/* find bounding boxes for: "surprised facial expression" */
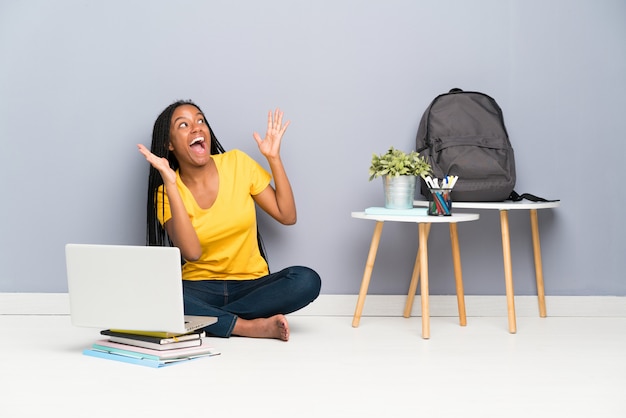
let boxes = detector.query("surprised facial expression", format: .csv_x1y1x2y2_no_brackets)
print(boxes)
168,104,212,167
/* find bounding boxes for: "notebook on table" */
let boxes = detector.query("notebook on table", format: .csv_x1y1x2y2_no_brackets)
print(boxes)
65,243,216,335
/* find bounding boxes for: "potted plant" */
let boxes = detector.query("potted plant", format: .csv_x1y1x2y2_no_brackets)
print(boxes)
369,147,432,209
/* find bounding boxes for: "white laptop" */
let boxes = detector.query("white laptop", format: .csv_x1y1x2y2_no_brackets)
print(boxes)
65,243,217,334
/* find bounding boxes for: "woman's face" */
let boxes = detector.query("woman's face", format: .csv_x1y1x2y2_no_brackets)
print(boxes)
168,104,212,167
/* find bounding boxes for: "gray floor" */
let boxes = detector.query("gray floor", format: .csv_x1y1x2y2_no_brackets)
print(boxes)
2,314,625,417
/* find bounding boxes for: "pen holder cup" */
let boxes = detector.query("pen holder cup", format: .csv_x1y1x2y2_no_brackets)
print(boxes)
428,188,452,216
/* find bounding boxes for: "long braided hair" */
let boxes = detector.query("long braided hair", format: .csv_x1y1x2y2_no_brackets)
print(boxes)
145,100,268,264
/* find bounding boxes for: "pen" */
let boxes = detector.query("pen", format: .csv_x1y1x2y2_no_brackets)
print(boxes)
435,192,450,214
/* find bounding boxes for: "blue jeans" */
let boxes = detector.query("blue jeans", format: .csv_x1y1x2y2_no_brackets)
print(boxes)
182,266,321,337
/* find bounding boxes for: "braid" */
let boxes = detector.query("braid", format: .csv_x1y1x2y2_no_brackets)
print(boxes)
144,100,268,266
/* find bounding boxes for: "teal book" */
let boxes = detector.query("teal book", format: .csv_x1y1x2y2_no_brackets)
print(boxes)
82,348,201,368
364,207,427,216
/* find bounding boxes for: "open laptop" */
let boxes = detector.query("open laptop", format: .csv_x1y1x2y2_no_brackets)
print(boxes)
65,243,216,334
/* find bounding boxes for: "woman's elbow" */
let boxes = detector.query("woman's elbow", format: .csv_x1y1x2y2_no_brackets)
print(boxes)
184,252,202,262
279,213,297,225
180,245,202,262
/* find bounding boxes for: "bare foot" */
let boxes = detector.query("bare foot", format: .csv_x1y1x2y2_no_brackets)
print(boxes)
231,314,290,341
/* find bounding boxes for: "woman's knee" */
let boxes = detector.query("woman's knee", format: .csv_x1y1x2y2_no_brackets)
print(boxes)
289,266,321,299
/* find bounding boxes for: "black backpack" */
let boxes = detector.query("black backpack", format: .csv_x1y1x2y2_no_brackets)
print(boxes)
416,88,517,202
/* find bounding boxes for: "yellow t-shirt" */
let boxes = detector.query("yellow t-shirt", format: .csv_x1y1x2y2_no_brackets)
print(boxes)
156,149,271,281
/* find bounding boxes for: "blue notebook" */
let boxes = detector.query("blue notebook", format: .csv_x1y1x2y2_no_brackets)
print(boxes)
83,348,202,368
364,207,427,216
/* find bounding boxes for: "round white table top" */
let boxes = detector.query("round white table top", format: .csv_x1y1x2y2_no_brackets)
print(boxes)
413,199,560,210
351,211,479,223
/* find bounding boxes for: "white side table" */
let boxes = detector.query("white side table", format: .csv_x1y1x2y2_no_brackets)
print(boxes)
413,199,560,333
351,211,479,339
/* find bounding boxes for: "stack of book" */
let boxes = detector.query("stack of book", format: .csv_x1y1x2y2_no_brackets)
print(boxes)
83,329,220,368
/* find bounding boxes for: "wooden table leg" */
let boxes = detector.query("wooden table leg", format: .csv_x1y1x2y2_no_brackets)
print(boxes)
499,210,517,333
449,223,467,326
352,221,384,327
530,209,547,318
404,223,431,318
419,223,430,339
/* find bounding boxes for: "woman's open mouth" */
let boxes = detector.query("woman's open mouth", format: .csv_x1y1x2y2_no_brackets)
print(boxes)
190,136,206,154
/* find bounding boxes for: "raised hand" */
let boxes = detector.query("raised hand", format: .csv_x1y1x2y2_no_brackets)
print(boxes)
253,108,290,159
137,144,177,185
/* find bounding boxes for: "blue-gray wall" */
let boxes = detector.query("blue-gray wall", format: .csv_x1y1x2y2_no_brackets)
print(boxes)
1,0,625,296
